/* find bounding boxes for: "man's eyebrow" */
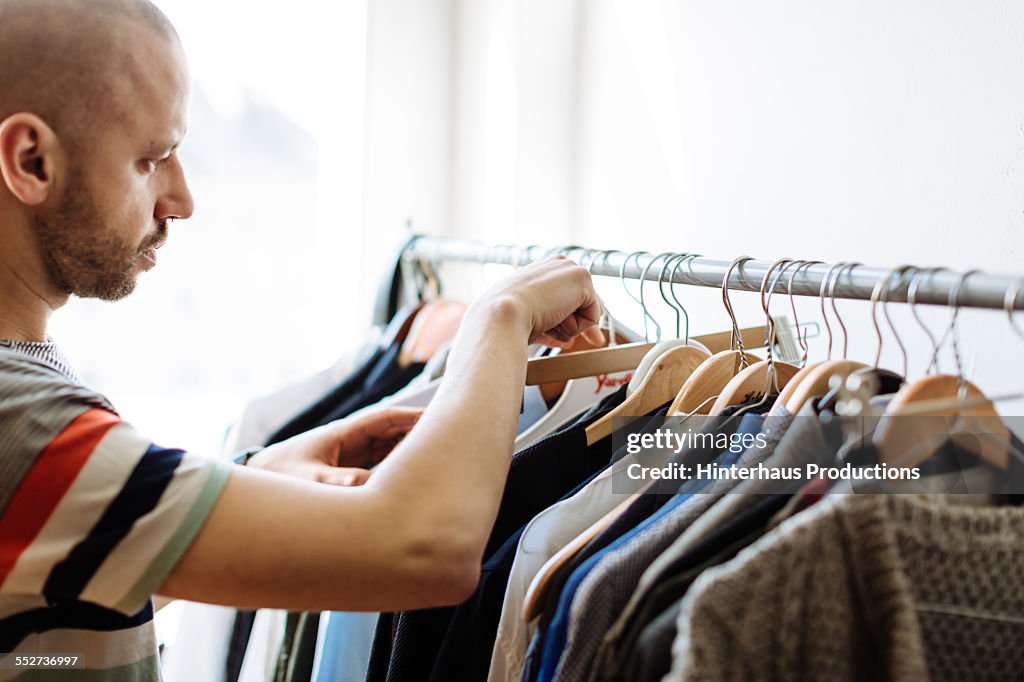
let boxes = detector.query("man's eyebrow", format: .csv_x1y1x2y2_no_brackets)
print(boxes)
144,140,182,156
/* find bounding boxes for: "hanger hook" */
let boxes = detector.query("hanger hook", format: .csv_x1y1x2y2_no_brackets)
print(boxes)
619,251,651,339
585,248,611,273
586,250,616,343
869,265,911,370
785,260,823,367
768,259,806,339
759,258,794,391
1006,279,1024,342
760,258,794,322
556,245,587,262
721,255,755,367
577,247,595,270
759,258,794,362
638,253,673,342
907,266,947,374
880,266,914,379
828,262,861,360
819,262,849,360
880,266,913,376
659,253,684,337
945,269,980,387
670,254,701,344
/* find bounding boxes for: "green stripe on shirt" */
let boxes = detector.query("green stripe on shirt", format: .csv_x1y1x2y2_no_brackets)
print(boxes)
115,458,233,614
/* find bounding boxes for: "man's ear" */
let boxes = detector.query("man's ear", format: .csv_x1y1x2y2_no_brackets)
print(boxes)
0,113,62,206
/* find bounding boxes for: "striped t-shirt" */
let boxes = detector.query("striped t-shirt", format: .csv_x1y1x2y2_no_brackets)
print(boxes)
0,344,232,680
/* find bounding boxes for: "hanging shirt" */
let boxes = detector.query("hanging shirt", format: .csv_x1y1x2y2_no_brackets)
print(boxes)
0,347,231,681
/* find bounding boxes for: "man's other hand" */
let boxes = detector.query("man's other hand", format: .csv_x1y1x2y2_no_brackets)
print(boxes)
246,407,423,486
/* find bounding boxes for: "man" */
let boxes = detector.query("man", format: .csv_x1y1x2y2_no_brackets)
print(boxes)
0,0,604,678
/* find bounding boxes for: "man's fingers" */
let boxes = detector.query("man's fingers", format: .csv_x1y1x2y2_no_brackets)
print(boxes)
581,325,606,345
536,335,575,350
318,467,372,487
363,407,424,431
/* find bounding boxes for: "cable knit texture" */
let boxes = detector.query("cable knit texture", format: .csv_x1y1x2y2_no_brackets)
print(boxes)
667,494,1024,682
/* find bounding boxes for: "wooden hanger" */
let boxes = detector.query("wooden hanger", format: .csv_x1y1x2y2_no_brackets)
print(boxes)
515,326,642,451
584,345,710,445
871,267,1013,469
623,253,713,395
783,359,869,414
668,350,762,416
398,299,467,367
874,375,1010,470
774,360,824,407
709,359,801,415
671,260,794,417
627,339,710,396
520,492,639,622
524,325,767,386
777,261,867,413
379,302,424,349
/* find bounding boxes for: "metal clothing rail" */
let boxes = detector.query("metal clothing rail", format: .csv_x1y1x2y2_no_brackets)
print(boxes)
404,235,1024,313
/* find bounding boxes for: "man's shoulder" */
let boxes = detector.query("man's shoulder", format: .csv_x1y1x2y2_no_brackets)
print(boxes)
0,346,110,408
0,348,118,515
0,346,117,440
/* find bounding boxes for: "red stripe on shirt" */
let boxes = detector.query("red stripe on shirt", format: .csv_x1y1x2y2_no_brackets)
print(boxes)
0,408,120,587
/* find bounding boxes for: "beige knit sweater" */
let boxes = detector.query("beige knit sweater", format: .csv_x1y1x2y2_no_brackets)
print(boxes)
667,494,1024,682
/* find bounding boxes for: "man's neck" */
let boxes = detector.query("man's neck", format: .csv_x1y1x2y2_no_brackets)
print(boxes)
0,258,64,342
0,315,49,342
0,213,69,341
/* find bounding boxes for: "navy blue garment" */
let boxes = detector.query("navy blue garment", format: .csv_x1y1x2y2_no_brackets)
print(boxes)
269,340,425,443
365,386,629,682
426,470,604,682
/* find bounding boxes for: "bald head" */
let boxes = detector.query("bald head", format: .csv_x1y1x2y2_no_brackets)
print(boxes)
0,0,180,150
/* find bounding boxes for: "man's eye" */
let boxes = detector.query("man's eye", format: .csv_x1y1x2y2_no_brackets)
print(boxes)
142,157,169,172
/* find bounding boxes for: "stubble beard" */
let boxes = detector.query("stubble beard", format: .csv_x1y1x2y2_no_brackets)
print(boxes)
34,167,166,302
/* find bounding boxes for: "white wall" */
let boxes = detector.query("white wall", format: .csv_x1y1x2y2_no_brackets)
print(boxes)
365,0,1024,411
357,0,456,324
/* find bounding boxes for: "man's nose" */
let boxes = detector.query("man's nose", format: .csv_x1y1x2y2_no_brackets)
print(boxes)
156,152,194,221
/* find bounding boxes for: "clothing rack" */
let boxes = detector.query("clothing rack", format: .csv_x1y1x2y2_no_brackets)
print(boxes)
404,235,1024,313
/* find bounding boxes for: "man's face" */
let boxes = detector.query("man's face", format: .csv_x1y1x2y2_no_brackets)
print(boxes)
35,29,193,302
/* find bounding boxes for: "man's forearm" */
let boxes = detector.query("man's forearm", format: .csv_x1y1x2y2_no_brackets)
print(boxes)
364,298,530,560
